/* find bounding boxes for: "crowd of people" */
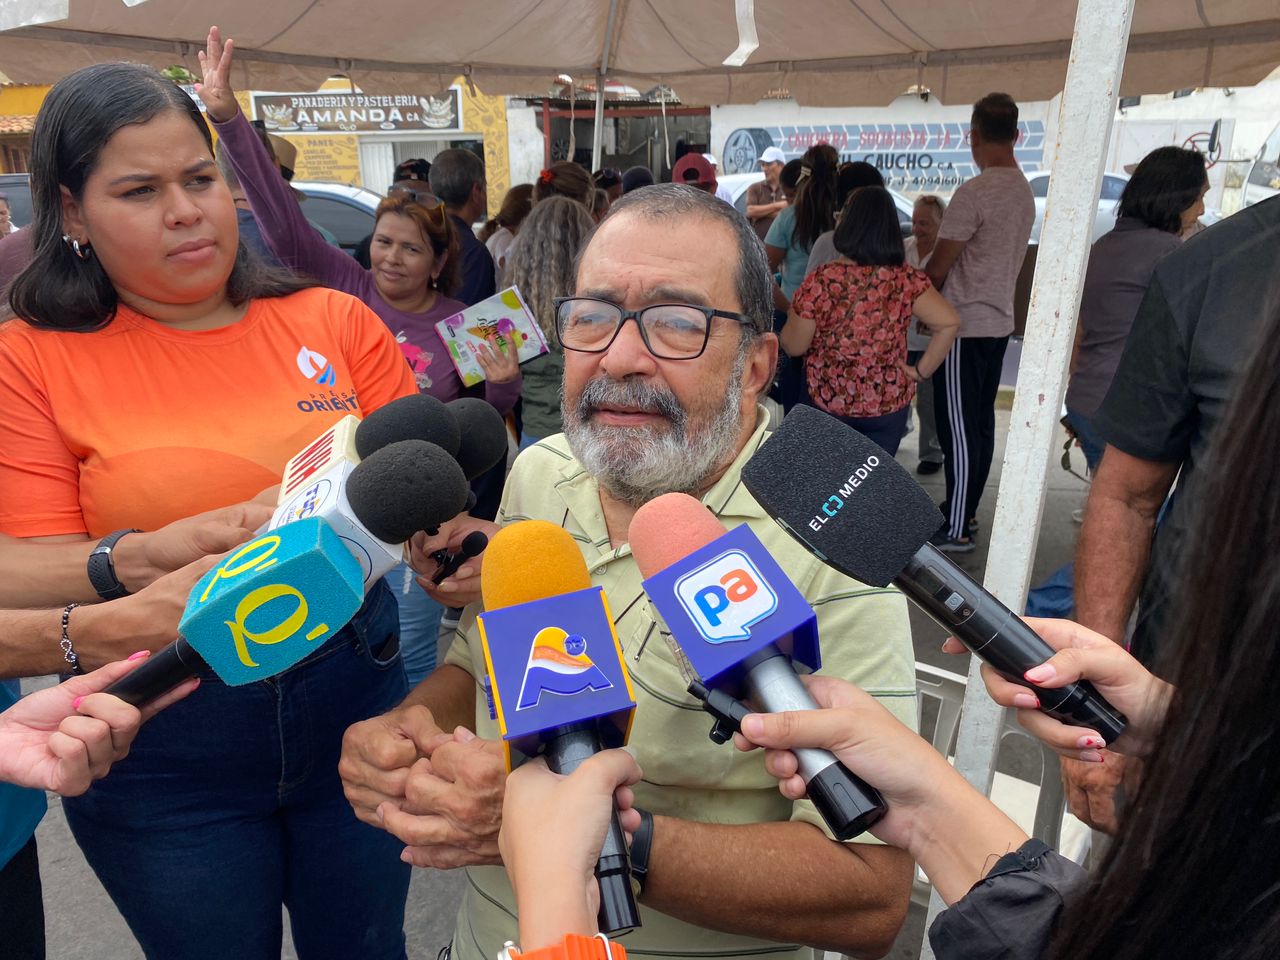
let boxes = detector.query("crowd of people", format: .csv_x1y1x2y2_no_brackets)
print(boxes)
0,22,1276,960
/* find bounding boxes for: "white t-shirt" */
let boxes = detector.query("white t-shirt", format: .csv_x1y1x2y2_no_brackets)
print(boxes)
904,235,934,352
937,166,1034,338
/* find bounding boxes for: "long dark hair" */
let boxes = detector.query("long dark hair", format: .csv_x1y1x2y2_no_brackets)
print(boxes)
832,187,905,266
1118,146,1208,234
10,62,306,332
791,144,839,252
1047,308,1280,959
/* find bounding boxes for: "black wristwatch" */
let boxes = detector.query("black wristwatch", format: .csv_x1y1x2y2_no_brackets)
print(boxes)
87,528,141,601
629,808,654,897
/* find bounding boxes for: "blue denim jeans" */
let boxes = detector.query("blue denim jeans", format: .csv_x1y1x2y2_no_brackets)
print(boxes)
1064,406,1106,472
385,560,443,688
64,581,411,960
835,405,912,457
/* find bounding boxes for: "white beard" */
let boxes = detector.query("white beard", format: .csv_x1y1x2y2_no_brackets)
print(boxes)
563,350,748,507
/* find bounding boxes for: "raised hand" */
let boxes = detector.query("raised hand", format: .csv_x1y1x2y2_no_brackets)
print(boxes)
195,25,239,123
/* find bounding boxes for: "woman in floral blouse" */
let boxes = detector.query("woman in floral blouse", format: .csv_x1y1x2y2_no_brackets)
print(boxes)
781,187,960,454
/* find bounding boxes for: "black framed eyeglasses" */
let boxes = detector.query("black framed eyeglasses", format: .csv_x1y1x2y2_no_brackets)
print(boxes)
553,297,753,360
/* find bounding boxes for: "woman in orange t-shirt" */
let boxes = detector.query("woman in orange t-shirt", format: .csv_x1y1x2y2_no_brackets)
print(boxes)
781,187,960,456
0,61,417,959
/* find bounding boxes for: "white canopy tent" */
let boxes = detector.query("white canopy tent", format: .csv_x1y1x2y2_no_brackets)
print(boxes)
0,0,1276,107
1,2,1277,954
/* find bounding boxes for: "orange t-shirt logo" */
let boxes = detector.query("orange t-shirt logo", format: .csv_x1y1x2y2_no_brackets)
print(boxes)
296,346,337,386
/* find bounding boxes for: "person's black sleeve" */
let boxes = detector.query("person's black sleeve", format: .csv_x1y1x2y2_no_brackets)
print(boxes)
354,233,372,269
928,840,1089,960
1093,271,1197,464
456,239,497,307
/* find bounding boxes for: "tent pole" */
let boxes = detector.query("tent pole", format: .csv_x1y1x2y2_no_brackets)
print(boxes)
918,0,1135,952
592,75,606,170
592,0,620,171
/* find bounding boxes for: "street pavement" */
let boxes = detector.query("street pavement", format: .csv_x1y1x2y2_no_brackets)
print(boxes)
27,393,1091,960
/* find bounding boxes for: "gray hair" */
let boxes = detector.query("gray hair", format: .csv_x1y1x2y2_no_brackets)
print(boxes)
914,194,946,219
576,183,773,338
429,148,486,207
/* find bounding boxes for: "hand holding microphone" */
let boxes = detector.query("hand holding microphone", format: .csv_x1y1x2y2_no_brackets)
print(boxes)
630,494,885,840
732,673,1030,906
430,530,489,586
742,405,1128,746
476,520,640,934
106,440,469,707
500,750,644,950
0,656,200,796
950,618,1171,760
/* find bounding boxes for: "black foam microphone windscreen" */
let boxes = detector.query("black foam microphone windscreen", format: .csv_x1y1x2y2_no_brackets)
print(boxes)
742,405,942,586
447,397,509,480
354,394,462,460
743,404,1127,744
458,530,489,559
346,440,469,543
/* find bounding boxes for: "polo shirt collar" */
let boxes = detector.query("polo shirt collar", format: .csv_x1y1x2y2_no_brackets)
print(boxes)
551,404,772,573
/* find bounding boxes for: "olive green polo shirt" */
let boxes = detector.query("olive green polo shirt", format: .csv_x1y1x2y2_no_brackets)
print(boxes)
443,408,917,960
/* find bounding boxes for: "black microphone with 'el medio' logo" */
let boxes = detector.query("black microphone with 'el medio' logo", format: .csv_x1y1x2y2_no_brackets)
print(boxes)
742,405,1127,744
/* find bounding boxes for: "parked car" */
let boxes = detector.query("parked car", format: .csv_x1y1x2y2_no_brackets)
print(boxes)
718,172,916,236
292,180,383,255
1025,169,1129,244
0,173,380,257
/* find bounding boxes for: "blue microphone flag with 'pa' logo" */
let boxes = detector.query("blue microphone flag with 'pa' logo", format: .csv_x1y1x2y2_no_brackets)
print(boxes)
642,523,820,687
181,517,364,686
479,586,635,770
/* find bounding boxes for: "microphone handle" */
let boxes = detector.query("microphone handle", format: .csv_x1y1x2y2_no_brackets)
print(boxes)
103,637,207,708
742,646,886,840
543,724,641,935
900,543,1127,744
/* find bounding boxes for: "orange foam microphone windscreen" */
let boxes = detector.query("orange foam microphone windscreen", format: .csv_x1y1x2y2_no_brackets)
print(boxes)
480,520,592,610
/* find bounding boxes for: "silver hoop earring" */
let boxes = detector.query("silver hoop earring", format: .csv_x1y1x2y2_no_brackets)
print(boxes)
61,234,90,260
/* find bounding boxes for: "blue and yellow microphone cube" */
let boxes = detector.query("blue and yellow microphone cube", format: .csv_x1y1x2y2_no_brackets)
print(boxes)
478,586,636,770
180,517,364,686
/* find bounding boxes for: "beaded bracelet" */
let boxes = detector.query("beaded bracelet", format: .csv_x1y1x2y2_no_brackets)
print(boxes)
60,602,85,675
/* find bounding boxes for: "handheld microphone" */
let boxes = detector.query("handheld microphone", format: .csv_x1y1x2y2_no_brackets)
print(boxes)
476,521,639,935
277,415,362,504
446,397,509,480
270,439,469,589
430,530,489,585
104,517,364,705
630,494,886,840
741,404,1127,744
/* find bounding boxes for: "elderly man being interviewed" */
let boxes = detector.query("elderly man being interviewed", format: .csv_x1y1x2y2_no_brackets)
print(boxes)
338,184,918,960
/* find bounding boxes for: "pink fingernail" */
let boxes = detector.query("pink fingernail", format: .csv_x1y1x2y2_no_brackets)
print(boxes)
1024,663,1056,683
1012,693,1040,709
128,650,151,661
72,695,86,710
1079,749,1104,763
1076,735,1105,750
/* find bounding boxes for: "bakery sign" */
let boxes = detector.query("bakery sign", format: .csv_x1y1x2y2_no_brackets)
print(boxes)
252,88,462,134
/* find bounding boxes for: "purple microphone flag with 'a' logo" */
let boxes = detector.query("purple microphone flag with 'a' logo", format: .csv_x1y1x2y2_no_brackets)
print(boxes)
478,586,636,769
641,523,820,687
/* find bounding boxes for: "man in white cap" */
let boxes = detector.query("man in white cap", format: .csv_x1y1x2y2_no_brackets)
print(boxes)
746,146,789,242
701,153,737,206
